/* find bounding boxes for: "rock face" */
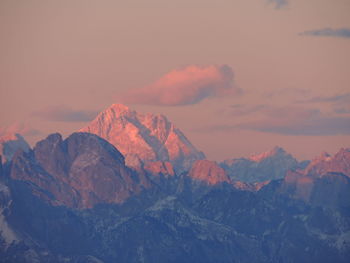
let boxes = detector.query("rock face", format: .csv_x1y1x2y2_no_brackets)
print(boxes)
0,133,30,164
0,181,19,249
188,160,231,185
221,146,303,183
80,104,205,172
10,132,152,208
143,161,175,178
280,148,350,207
302,148,350,177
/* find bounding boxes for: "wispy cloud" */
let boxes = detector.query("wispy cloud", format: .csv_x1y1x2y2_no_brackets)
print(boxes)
297,93,350,115
228,104,319,119
299,28,350,39
206,116,350,136
235,116,350,136
265,88,311,99
267,0,289,9
120,65,240,106
229,104,266,116
299,93,350,103
203,105,350,136
33,105,98,122
334,107,350,114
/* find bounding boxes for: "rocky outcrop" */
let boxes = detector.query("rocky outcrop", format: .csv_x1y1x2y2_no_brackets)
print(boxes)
143,161,175,178
302,148,350,177
10,132,152,208
279,148,350,208
0,133,30,164
80,104,205,172
188,160,231,185
0,181,19,249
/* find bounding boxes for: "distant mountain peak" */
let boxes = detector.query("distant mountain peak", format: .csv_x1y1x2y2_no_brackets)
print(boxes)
303,147,350,177
335,147,350,158
80,104,205,172
95,103,136,124
221,147,299,183
108,103,135,116
249,146,286,162
110,103,130,111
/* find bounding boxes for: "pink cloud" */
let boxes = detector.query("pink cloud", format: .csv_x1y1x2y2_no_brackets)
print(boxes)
229,104,320,122
120,65,239,106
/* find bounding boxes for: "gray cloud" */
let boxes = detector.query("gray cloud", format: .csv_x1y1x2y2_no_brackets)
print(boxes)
202,105,350,136
297,93,350,115
236,116,350,136
34,105,98,122
302,93,350,103
229,104,267,116
334,107,350,114
265,88,311,99
299,28,350,38
120,65,240,106
267,0,289,9
228,104,320,119
205,116,350,136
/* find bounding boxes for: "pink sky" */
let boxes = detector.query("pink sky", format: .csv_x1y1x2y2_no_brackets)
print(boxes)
1,0,350,161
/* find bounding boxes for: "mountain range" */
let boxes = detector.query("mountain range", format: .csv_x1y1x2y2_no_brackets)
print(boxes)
0,104,349,263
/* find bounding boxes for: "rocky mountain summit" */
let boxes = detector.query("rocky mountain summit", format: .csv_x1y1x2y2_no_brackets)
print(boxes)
9,132,152,208
279,148,350,207
221,146,306,183
188,160,231,185
80,104,205,172
301,148,350,178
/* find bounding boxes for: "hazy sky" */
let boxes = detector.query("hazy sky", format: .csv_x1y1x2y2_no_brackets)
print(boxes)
1,0,350,161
